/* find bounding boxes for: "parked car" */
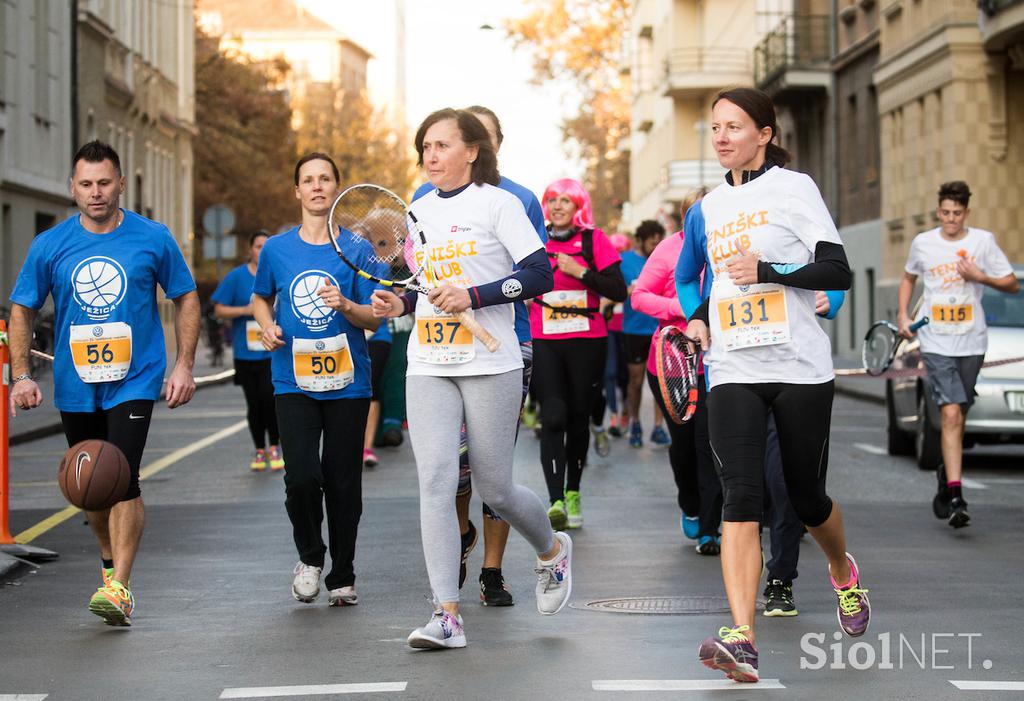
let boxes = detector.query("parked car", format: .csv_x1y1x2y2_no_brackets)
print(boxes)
887,267,1024,469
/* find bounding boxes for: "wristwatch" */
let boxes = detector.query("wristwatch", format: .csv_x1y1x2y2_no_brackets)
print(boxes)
11,374,33,385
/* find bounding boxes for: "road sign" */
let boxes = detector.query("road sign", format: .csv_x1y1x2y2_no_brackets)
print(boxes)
201,204,237,277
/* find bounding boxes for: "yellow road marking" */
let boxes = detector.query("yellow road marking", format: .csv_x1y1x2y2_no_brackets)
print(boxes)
14,420,247,543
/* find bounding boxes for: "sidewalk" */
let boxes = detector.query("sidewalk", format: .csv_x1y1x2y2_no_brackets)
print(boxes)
9,339,234,445
832,353,885,405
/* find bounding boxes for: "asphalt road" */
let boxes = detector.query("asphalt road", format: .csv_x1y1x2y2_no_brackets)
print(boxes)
1,384,1023,700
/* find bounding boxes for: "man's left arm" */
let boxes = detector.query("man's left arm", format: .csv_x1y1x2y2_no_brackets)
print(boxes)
166,291,200,408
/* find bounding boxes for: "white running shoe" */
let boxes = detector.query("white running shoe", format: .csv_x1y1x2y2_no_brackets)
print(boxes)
535,531,573,615
407,609,466,649
328,586,358,606
291,562,322,603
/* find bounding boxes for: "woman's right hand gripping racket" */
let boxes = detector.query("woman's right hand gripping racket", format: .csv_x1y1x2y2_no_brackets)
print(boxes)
862,317,929,376
327,183,499,352
655,325,700,424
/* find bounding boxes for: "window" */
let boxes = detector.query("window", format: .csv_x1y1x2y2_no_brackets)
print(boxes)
866,267,876,324
35,211,56,235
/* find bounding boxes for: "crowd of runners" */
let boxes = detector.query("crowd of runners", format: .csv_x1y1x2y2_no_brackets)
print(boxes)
5,86,1019,683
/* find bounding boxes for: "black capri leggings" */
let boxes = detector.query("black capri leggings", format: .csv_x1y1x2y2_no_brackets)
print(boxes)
707,381,834,527
533,336,607,503
235,359,279,449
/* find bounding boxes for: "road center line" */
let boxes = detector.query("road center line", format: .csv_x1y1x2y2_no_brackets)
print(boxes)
219,683,407,698
950,681,1024,691
14,420,247,544
592,679,785,691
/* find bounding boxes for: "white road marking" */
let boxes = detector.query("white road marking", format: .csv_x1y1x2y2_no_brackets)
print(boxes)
960,477,988,490
0,695,49,700
592,679,785,691
220,683,406,698
157,410,247,420
854,443,888,455
950,681,1024,691
975,478,1024,485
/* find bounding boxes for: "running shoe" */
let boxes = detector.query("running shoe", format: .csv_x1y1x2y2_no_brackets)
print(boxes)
650,425,671,446
608,414,623,437
479,568,514,606
268,445,285,471
362,448,379,469
101,566,114,587
696,535,720,556
88,580,135,626
763,579,798,617
591,424,611,457
407,608,466,649
250,448,267,471
698,625,759,683
459,520,478,589
379,425,403,447
292,562,322,603
547,500,568,530
933,463,950,519
628,420,643,448
948,496,970,529
830,553,870,637
681,514,700,540
328,586,358,606
535,531,572,615
521,401,539,430
565,490,583,529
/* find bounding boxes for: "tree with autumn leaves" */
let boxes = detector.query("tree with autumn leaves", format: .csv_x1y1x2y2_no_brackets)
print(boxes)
506,0,630,232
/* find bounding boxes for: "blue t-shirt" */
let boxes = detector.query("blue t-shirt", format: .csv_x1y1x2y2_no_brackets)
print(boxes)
10,209,196,411
211,264,269,362
252,227,378,399
413,176,546,343
620,249,659,336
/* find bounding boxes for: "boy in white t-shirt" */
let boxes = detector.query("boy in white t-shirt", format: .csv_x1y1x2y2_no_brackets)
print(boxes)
898,181,1020,528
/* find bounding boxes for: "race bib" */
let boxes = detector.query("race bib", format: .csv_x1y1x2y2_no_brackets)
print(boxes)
542,290,590,335
417,313,476,365
931,293,974,335
292,334,354,392
69,322,132,383
245,320,264,352
716,286,791,351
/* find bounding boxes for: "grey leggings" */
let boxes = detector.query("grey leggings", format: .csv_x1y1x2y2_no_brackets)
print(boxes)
408,370,555,603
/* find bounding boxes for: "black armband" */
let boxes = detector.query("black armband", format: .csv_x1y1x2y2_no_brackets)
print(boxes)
468,249,553,309
757,241,852,291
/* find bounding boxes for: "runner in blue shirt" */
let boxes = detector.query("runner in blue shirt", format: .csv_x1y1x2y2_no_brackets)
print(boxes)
251,152,380,607
212,230,283,472
8,141,199,626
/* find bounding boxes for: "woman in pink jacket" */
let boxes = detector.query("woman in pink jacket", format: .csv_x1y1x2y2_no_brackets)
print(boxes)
631,229,723,554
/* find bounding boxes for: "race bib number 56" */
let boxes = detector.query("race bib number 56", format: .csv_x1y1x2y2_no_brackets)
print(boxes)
69,322,132,383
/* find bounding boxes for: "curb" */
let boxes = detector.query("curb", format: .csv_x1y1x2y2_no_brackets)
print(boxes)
0,552,31,581
834,381,885,406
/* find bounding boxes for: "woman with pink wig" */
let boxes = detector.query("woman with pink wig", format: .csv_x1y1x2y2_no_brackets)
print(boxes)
530,178,627,530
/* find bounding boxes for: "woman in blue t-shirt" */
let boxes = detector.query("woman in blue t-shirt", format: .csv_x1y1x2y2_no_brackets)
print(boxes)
212,230,283,472
252,153,380,608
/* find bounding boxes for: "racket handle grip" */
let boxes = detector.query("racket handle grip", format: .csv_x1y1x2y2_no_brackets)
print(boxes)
910,316,929,331
457,311,501,353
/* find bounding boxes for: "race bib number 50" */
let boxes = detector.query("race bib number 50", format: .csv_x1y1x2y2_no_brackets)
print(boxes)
69,322,132,383
716,287,791,351
292,334,354,392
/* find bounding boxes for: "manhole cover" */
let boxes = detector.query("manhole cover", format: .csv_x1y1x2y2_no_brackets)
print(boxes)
572,596,764,615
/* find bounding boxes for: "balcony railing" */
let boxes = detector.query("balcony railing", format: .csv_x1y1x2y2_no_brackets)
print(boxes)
662,47,750,97
754,15,830,88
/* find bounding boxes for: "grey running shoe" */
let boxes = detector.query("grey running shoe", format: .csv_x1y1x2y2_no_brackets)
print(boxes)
291,562,322,603
328,586,358,606
535,531,573,615
591,424,611,457
407,609,466,649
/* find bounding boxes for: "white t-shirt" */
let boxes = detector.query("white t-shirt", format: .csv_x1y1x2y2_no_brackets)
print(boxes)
904,227,1014,357
702,166,842,388
406,183,543,377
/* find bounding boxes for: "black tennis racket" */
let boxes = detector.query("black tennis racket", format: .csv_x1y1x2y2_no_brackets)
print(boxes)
327,183,499,352
862,317,929,376
655,325,700,424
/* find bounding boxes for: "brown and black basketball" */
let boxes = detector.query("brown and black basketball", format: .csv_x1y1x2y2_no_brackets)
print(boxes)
58,440,130,511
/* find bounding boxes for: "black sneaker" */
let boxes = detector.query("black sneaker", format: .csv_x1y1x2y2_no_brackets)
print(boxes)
763,579,798,617
933,464,951,519
479,567,514,606
459,521,478,589
948,497,970,529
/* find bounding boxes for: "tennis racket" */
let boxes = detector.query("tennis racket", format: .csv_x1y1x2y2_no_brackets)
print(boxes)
862,317,929,376
655,325,700,424
327,183,499,352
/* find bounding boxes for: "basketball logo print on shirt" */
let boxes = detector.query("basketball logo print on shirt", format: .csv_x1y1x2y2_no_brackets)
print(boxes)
289,270,338,332
71,256,128,320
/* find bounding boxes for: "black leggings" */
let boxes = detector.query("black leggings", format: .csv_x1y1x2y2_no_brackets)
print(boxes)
276,393,369,590
235,359,279,448
61,399,154,502
533,337,607,503
707,381,834,526
647,372,722,538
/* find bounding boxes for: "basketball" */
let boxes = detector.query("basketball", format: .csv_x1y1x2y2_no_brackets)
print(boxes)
58,440,130,510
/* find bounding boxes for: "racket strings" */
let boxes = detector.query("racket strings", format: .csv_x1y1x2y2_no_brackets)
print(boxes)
863,327,896,373
657,332,699,424
330,187,413,272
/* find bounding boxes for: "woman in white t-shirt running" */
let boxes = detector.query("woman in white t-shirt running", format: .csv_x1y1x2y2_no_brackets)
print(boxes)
371,108,572,650
683,88,864,684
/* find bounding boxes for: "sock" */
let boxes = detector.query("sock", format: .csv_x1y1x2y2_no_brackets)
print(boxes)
102,558,114,570
949,483,962,500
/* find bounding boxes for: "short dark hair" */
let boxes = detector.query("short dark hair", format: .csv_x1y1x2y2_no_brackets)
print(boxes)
414,108,500,187
294,152,340,185
938,181,971,208
71,140,122,178
713,87,792,166
465,105,504,146
249,229,270,246
635,219,666,242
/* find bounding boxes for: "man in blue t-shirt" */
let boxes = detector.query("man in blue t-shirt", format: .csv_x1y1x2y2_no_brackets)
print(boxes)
8,141,199,627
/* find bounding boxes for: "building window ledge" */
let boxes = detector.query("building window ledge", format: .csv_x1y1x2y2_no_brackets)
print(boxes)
858,0,876,10
839,5,858,24
882,1,903,20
